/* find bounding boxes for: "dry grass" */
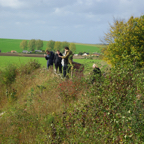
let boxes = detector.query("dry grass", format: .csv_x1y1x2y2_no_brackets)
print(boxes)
0,67,89,143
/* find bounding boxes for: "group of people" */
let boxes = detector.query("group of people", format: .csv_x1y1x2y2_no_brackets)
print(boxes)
44,47,73,77
44,46,102,83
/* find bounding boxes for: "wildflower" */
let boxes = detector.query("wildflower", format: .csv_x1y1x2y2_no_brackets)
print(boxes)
128,110,130,113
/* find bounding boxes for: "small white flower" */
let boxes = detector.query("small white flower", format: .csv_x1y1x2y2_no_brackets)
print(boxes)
0,112,5,117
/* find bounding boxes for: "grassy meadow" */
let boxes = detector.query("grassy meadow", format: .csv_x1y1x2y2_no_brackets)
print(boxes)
75,43,105,53
0,38,47,53
0,38,104,53
0,56,107,73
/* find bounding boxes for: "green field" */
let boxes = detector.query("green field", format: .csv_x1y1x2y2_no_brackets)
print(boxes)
0,38,104,53
0,56,107,71
0,56,46,69
0,38,47,53
75,44,102,53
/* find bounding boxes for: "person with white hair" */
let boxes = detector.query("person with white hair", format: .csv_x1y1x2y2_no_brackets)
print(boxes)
90,64,101,84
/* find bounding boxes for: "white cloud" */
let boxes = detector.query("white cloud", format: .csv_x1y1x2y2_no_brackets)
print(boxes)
0,0,24,8
0,0,144,43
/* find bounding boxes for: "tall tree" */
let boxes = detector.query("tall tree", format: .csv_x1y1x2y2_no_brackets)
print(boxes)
102,15,144,67
47,40,55,51
20,40,27,50
69,43,76,53
45,47,52,52
61,41,70,49
54,41,62,51
36,39,43,50
28,39,36,51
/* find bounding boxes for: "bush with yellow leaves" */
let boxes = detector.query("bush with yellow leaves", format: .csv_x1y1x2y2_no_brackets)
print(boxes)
102,15,144,67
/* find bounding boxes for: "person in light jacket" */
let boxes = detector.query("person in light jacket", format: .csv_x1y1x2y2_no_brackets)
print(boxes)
59,47,73,77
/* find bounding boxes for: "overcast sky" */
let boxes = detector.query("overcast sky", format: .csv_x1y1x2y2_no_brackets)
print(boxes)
0,0,144,44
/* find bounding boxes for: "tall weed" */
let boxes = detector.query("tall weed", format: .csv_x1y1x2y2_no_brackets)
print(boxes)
0,64,17,85
18,59,41,75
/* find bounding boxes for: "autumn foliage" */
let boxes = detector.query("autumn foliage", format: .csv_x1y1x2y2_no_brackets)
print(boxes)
102,15,144,67
58,79,84,101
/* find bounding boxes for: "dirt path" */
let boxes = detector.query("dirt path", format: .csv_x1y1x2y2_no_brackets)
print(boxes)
0,53,84,59
0,53,44,57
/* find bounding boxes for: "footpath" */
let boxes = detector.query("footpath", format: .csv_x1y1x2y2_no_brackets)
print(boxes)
0,53,44,57
0,53,83,59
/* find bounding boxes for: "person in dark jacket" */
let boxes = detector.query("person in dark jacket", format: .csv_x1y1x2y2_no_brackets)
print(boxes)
54,50,63,73
44,50,55,69
90,64,101,84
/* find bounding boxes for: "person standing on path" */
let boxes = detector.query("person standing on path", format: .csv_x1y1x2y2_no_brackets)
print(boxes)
59,47,73,77
54,50,63,73
44,50,55,69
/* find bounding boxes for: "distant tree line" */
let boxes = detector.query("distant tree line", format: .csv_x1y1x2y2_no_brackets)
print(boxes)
20,39,43,51
20,39,76,53
46,40,76,53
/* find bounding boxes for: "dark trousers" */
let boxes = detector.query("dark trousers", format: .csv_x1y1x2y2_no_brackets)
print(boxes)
63,64,68,77
63,64,71,77
55,63,62,73
47,63,53,69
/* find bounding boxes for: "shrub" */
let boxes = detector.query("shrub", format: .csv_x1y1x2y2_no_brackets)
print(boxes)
19,59,41,75
1,64,17,85
58,78,84,101
78,52,83,55
52,63,144,143
102,15,144,68
0,60,41,85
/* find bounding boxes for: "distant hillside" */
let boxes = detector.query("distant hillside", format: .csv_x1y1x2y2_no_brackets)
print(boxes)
0,38,104,53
